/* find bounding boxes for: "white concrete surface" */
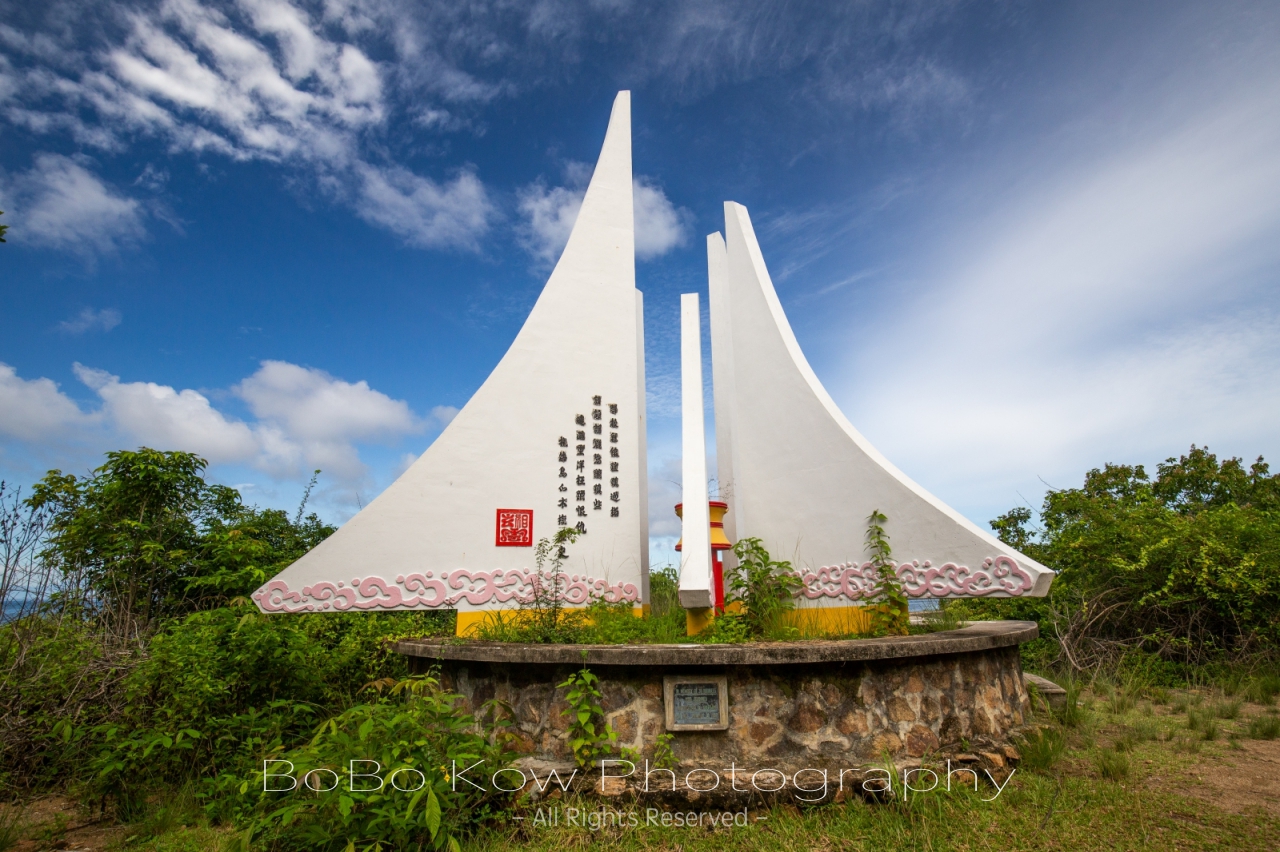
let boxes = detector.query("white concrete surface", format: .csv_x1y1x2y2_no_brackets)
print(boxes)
709,202,1054,603
254,92,649,613
678,293,714,609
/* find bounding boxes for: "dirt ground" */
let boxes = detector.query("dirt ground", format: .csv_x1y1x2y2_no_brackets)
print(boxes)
2,796,123,852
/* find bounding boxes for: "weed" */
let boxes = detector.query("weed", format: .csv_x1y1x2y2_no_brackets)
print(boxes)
559,665,617,768
1244,675,1280,705
1247,715,1280,740
1015,726,1067,772
651,733,678,771
1211,700,1242,720
1095,748,1129,781
0,804,27,852
1171,696,1190,714
1145,687,1171,704
1113,732,1136,753
864,511,908,636
1054,679,1089,729
1130,719,1160,742
1216,672,1246,697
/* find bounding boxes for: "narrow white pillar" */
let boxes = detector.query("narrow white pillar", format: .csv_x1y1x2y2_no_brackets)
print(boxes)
678,293,714,610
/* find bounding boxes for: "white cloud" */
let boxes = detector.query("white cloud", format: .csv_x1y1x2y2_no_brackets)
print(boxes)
235,360,421,444
516,179,585,264
0,364,96,442
353,163,493,251
0,360,443,494
1,0,494,252
58,307,122,334
833,80,1280,521
633,176,690,259
1,154,145,254
75,363,261,464
518,169,689,264
430,405,459,427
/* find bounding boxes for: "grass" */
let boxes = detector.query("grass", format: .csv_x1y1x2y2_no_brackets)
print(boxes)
1095,747,1130,780
1015,725,1066,771
7,678,1280,852
1248,714,1280,739
464,770,1277,852
0,804,26,852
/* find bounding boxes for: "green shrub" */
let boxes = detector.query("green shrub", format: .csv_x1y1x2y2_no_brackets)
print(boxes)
558,666,616,769
233,675,516,852
951,447,1280,669
726,537,803,640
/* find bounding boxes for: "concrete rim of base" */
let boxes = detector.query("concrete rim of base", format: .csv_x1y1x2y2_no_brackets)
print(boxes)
395,619,1037,666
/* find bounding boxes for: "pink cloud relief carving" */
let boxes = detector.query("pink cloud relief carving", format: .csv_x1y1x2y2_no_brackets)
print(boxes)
799,555,1035,600
253,570,640,613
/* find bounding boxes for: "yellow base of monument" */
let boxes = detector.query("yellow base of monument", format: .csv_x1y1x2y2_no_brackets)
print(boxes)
455,606,645,637
684,603,879,637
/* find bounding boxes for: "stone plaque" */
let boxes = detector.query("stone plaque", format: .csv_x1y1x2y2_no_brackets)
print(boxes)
663,675,729,731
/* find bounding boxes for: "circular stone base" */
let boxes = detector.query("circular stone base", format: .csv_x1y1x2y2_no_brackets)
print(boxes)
396,621,1035,803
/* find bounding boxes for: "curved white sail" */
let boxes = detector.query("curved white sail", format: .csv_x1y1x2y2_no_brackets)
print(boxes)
710,202,1053,605
255,92,650,618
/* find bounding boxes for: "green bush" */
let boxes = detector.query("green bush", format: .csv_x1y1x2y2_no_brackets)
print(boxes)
954,446,1280,668
726,537,802,640
233,675,517,852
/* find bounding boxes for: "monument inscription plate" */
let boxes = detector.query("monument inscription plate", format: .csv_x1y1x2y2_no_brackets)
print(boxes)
663,675,729,731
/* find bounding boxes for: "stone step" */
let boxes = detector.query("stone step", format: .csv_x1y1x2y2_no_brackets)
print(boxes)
1023,673,1067,709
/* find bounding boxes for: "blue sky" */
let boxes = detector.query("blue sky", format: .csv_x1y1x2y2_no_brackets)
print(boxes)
2,0,1279,569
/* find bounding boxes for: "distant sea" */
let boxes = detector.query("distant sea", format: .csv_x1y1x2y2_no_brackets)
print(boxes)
1,599,31,623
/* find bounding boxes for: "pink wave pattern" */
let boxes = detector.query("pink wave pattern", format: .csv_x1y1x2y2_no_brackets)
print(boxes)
799,556,1035,601
253,570,640,613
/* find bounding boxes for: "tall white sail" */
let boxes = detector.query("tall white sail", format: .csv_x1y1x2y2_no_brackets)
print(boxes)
709,202,1053,606
255,92,649,617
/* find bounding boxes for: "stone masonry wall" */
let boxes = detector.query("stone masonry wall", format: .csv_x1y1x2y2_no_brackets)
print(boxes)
417,646,1029,798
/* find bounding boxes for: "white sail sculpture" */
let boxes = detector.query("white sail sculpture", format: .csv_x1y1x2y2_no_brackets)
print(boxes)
708,202,1053,626
254,92,650,632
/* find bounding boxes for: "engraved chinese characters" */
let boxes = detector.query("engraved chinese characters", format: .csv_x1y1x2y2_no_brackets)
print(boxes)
557,395,622,532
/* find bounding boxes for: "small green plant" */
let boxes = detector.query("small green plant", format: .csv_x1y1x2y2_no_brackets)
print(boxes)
725,538,803,639
1054,679,1088,728
1188,709,1219,741
1094,748,1129,781
1145,686,1170,704
697,611,753,644
865,510,908,636
559,665,617,769
650,732,678,771
1247,714,1280,740
1015,726,1066,772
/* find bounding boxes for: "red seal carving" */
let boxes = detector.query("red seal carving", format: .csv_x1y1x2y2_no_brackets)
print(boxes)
495,508,533,546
